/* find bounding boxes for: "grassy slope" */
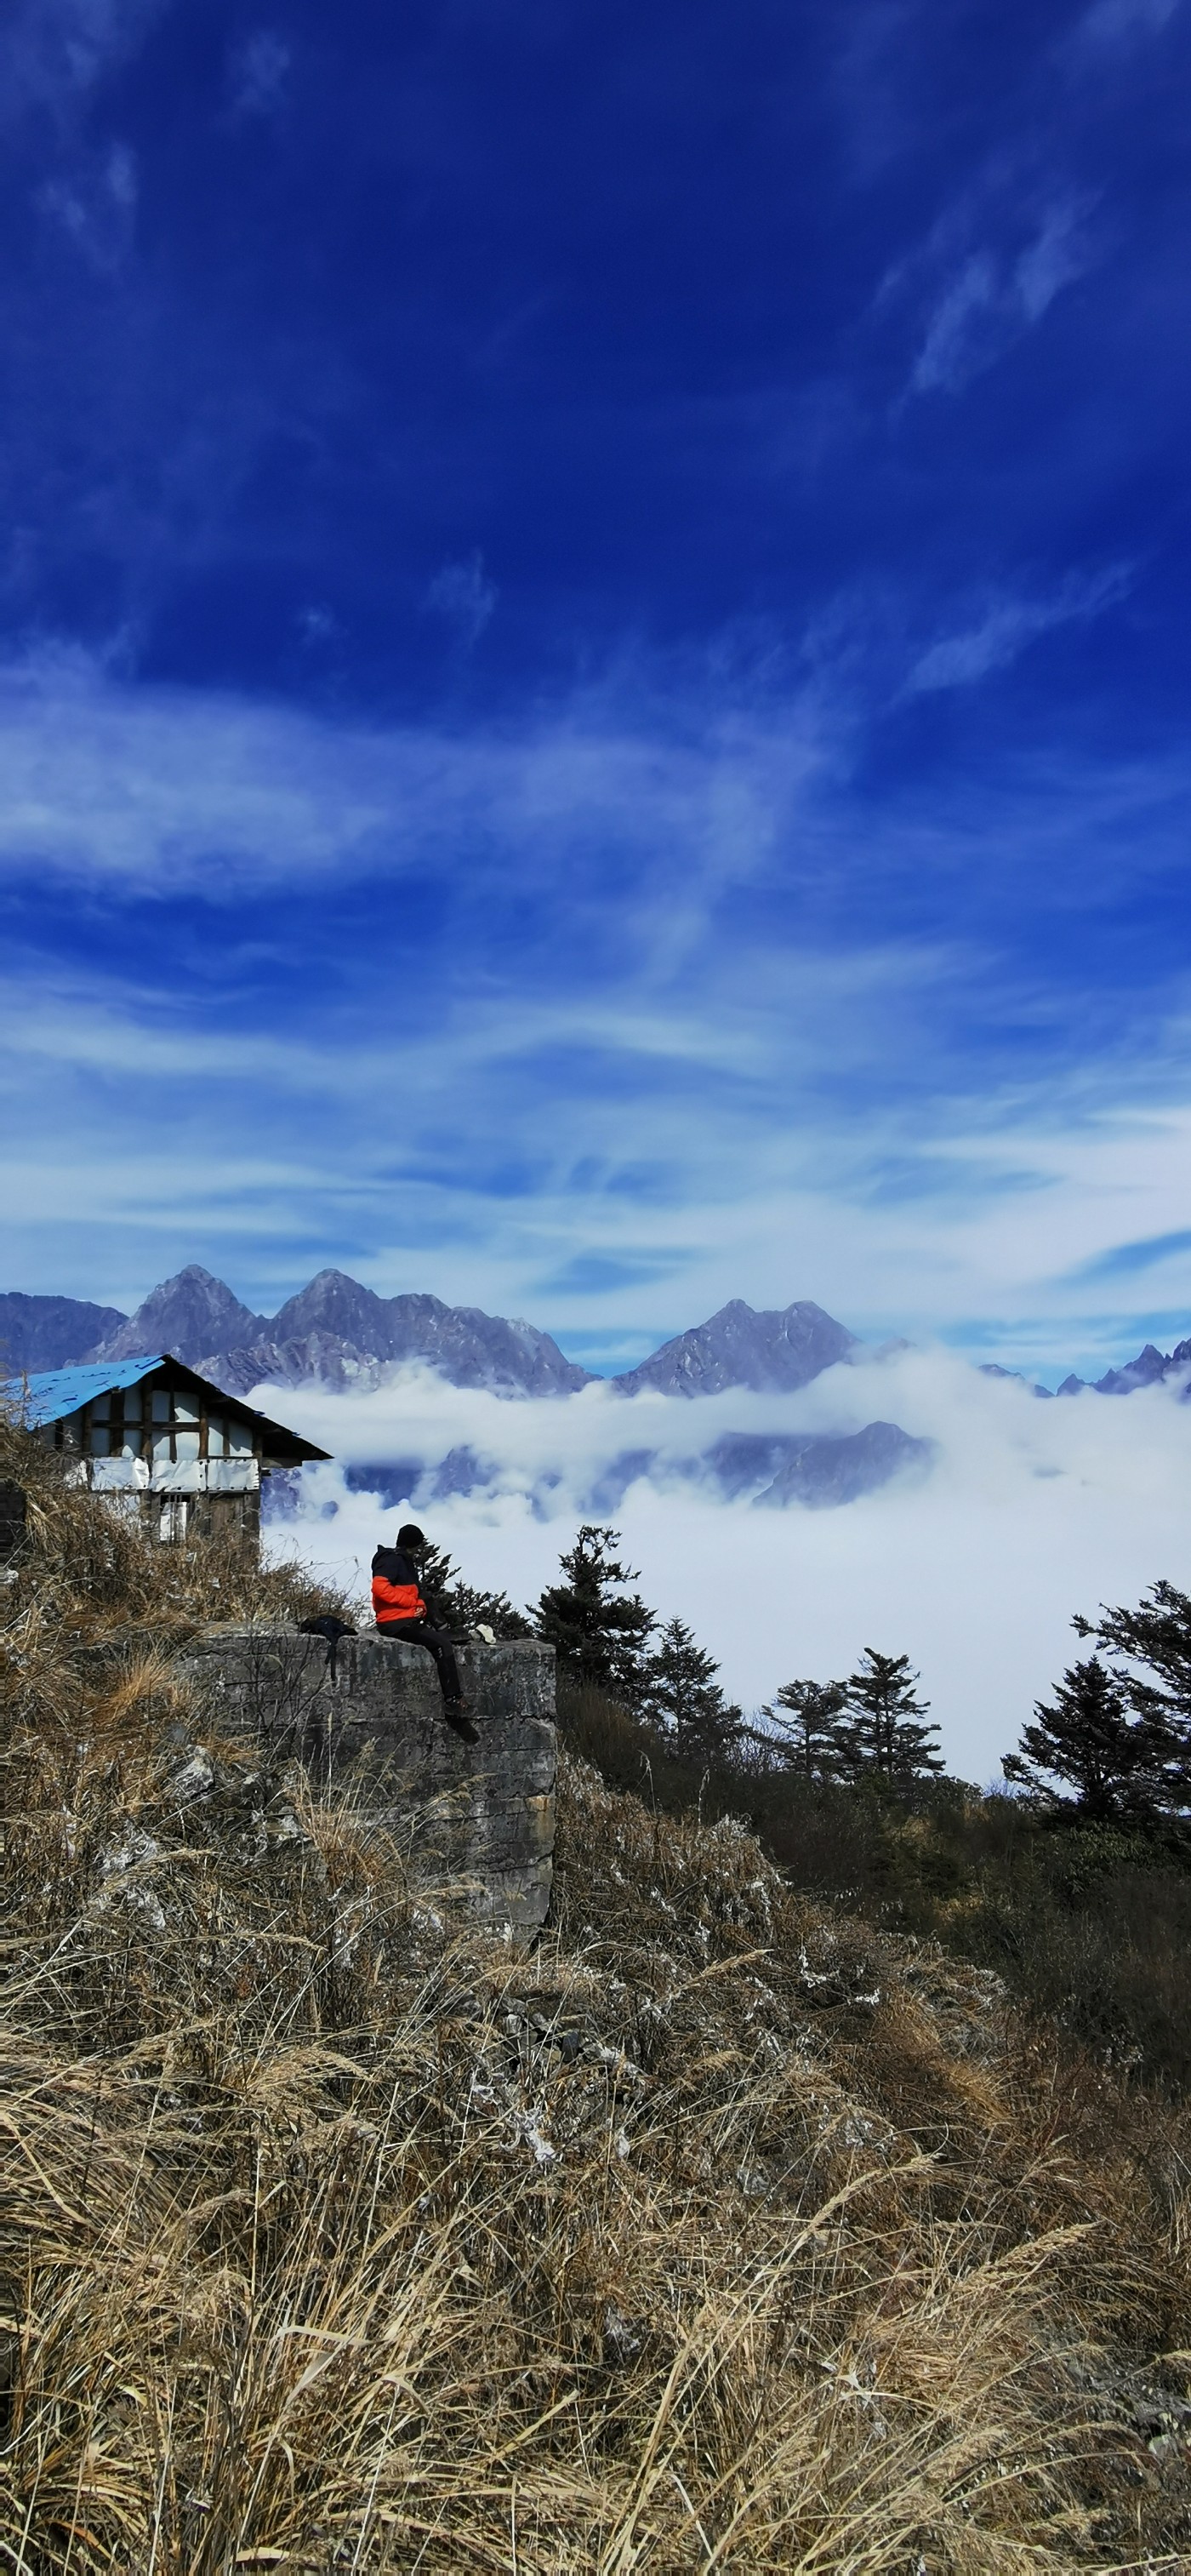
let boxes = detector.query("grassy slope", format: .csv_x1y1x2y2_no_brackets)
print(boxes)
3,1424,1191,2571
559,1679,1191,2099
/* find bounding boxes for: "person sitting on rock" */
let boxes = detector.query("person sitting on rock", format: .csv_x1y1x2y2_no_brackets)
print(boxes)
371,1523,479,1742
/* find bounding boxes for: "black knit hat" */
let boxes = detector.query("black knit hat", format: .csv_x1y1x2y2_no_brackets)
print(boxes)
396,1523,426,1549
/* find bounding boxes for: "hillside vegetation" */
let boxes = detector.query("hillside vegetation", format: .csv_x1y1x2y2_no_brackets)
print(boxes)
3,1424,1191,2570
559,1681,1191,2103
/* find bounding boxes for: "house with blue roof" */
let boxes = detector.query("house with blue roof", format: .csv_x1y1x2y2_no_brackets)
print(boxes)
1,1354,329,1551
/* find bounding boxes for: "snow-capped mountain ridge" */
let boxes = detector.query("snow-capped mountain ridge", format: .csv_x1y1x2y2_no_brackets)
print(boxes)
3,1264,1188,1410
40,1266,879,1403
613,1297,858,1397
75,1265,590,1398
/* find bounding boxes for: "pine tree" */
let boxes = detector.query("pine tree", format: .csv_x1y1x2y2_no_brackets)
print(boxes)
534,1524,656,1706
835,1648,943,1783
642,1616,743,1765
1074,1582,1191,1809
761,1677,849,1780
1002,1655,1175,1822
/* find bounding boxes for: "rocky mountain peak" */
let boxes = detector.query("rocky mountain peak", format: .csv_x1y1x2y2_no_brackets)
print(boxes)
1058,1337,1191,1398
270,1270,402,1348
90,1266,267,1368
612,1298,858,1398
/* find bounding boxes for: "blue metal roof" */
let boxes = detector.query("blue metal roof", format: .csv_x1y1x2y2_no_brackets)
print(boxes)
1,1357,168,1426
1,1355,330,1461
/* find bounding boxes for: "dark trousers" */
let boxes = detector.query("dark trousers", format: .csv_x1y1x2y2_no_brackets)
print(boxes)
377,1618,463,1706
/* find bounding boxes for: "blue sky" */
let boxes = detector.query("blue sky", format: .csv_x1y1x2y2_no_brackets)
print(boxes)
2,0,1189,1376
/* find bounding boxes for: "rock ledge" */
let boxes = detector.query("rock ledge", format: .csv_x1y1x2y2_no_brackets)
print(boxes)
179,1626,556,1933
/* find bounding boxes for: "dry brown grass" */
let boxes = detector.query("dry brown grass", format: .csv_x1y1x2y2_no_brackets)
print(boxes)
0,1416,350,1660
3,1426,1191,2568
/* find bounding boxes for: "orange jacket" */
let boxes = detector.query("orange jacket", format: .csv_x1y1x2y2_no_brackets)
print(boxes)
371,1545,426,1626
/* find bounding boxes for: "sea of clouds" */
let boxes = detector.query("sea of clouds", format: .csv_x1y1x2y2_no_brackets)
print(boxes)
257,1345,1191,1785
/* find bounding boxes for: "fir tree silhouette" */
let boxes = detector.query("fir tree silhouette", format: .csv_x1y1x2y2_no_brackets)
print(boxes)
835,1649,943,1784
535,1524,655,1705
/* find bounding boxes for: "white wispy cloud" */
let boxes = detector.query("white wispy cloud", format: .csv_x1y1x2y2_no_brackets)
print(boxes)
226,29,292,120
0,645,813,901
0,630,1162,925
3,925,1190,1362
1,0,167,122
904,562,1133,692
909,197,1093,397
1071,0,1182,56
37,136,137,271
425,552,498,651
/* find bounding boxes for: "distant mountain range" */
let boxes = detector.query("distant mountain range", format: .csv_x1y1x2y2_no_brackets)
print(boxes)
1057,1341,1191,1396
3,1265,1187,1517
979,1340,1191,1398
335,1416,931,1516
0,1266,867,1402
3,1263,1187,1404
71,1265,590,1399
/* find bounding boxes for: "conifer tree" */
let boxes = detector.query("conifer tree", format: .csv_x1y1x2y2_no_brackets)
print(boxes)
835,1648,943,1783
1002,1655,1175,1822
643,1616,743,1764
1074,1581,1191,1808
761,1677,849,1780
535,1524,656,1705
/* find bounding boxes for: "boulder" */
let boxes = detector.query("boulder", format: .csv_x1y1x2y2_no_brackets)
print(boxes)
178,1625,556,1933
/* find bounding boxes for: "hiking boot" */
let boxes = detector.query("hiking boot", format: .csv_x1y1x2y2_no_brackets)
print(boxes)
445,1704,480,1745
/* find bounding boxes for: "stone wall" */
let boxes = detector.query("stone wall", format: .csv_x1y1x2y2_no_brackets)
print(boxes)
177,1625,556,1933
